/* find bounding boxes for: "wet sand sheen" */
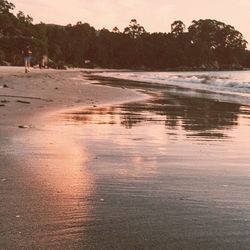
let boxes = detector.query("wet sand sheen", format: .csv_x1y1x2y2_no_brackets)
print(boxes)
1,69,250,249
1,119,94,248
56,90,250,249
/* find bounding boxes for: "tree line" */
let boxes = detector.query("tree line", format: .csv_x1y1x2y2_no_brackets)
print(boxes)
1,0,250,70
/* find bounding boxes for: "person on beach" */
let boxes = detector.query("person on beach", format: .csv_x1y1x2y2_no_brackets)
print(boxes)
22,46,32,73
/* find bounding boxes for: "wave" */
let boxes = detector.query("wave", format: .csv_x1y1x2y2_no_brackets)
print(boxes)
94,71,250,105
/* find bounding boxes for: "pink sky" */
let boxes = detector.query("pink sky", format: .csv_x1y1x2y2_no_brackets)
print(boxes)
11,0,250,47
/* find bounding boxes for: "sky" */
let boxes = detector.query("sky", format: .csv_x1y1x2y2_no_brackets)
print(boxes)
11,0,250,46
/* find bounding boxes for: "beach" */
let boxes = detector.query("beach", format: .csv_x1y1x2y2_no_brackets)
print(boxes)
0,67,146,249
1,67,250,249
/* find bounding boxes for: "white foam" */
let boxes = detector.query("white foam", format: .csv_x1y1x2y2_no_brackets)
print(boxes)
94,71,250,105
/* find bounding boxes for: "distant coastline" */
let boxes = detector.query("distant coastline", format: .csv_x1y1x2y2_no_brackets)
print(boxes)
1,1,250,70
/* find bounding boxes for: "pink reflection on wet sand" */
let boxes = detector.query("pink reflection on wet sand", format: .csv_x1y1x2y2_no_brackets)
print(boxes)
10,120,95,247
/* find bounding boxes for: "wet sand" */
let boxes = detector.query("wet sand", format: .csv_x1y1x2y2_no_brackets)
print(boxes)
1,67,250,249
0,67,146,249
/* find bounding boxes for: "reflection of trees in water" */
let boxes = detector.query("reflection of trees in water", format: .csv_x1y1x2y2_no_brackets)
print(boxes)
156,95,239,131
67,92,241,139
68,107,117,125
69,107,148,129
120,93,241,138
120,113,146,129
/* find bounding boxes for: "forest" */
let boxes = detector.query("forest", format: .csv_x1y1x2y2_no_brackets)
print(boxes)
1,0,250,70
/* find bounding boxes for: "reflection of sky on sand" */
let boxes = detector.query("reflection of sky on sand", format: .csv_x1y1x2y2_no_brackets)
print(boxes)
28,125,92,194
61,101,250,231
8,94,250,248
60,93,250,182
9,124,94,247
63,107,177,178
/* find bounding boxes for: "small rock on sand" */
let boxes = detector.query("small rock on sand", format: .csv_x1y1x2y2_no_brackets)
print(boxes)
18,125,33,129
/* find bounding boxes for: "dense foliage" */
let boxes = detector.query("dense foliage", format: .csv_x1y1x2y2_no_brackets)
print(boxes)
0,0,249,69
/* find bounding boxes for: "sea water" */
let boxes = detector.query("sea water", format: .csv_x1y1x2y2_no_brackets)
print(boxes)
95,70,250,105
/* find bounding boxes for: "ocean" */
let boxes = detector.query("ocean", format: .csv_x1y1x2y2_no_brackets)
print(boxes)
95,70,250,105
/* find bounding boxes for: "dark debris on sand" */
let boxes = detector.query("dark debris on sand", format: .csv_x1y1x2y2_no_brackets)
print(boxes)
16,100,31,104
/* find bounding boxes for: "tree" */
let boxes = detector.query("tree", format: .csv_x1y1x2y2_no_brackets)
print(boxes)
17,11,33,24
124,19,146,38
171,20,185,37
112,26,120,33
0,0,14,14
188,19,247,65
0,0,16,36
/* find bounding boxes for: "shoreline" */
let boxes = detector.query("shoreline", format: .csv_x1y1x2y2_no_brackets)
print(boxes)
0,67,149,128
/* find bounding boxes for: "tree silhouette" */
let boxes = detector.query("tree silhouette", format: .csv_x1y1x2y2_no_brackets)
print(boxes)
124,19,146,38
0,0,14,14
112,26,120,33
171,20,185,37
0,0,250,69
188,19,247,65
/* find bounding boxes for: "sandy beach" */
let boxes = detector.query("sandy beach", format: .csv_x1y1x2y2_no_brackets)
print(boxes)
1,67,250,249
0,67,146,249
